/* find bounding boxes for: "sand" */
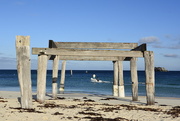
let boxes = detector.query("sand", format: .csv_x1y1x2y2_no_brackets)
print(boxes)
0,91,179,121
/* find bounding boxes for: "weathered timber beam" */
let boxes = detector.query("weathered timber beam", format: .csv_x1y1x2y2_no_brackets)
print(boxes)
130,57,138,101
52,55,59,99
51,56,130,61
49,40,57,48
118,61,125,97
32,48,144,57
16,35,32,109
37,54,48,103
113,61,118,96
54,42,138,49
132,43,146,51
144,51,155,105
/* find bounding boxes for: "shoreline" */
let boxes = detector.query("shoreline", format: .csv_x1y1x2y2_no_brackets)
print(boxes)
0,90,180,106
0,91,180,121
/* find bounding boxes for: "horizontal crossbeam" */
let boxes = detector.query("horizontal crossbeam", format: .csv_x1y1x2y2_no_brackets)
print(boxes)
49,40,138,50
55,56,132,61
32,48,144,58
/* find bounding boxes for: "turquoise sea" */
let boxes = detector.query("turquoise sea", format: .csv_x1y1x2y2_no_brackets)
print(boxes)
0,70,180,98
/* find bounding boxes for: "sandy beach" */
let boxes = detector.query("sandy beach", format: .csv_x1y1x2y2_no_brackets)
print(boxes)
0,91,179,121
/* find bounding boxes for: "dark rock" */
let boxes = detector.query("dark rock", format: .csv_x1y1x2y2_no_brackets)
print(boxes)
155,67,168,72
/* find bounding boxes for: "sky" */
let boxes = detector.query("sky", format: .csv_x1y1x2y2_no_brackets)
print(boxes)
0,0,180,70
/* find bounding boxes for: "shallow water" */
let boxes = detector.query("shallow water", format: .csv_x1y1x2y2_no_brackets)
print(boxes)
0,70,179,98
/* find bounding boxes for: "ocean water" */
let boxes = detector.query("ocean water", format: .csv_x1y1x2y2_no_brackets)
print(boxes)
0,70,180,98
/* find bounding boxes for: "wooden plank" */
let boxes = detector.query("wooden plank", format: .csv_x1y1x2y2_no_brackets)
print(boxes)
130,57,138,101
16,35,32,109
132,44,147,51
58,56,127,61
113,61,118,96
52,55,59,99
37,55,48,103
49,40,58,48
59,60,66,93
54,42,138,49
144,51,155,105
32,48,144,57
118,61,125,97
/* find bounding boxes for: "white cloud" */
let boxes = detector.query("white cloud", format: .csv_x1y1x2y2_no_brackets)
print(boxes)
168,44,180,49
0,56,16,63
165,34,180,41
163,54,179,58
139,36,159,44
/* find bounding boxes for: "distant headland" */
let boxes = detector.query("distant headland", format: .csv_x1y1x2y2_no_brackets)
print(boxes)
155,67,168,72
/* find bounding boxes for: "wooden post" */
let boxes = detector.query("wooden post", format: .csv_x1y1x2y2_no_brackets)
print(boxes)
52,55,59,99
16,35,32,109
130,57,138,101
113,61,118,96
144,51,155,105
118,61,125,97
59,60,66,93
37,54,48,103
70,70,73,75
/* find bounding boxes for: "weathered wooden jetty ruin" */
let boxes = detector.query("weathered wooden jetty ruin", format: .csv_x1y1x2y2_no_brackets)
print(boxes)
16,36,155,109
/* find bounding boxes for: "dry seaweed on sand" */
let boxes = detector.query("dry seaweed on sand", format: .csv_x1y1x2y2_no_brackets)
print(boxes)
100,97,118,100
79,111,102,116
165,106,180,118
37,102,78,109
84,99,96,102
9,107,44,113
83,116,130,121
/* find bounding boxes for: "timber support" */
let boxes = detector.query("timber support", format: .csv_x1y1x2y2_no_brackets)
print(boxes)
144,51,155,105
16,36,32,109
118,61,125,97
52,55,59,99
130,57,138,101
59,60,66,94
37,54,48,103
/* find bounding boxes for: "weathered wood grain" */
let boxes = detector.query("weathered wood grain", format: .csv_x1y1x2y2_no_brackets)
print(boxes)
113,61,118,96
32,48,144,57
58,56,127,61
144,51,155,105
52,55,59,99
37,55,48,103
118,61,125,97
54,42,138,49
130,57,138,101
16,36,32,109
59,60,66,93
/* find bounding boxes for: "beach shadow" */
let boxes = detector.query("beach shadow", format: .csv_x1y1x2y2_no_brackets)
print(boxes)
46,93,53,98
88,94,146,105
17,97,21,104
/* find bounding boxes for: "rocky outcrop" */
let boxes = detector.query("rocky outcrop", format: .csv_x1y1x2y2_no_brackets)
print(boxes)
155,67,168,72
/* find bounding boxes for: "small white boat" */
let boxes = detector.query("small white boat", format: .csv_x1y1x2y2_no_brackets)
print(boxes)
91,74,103,82
91,78,103,82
